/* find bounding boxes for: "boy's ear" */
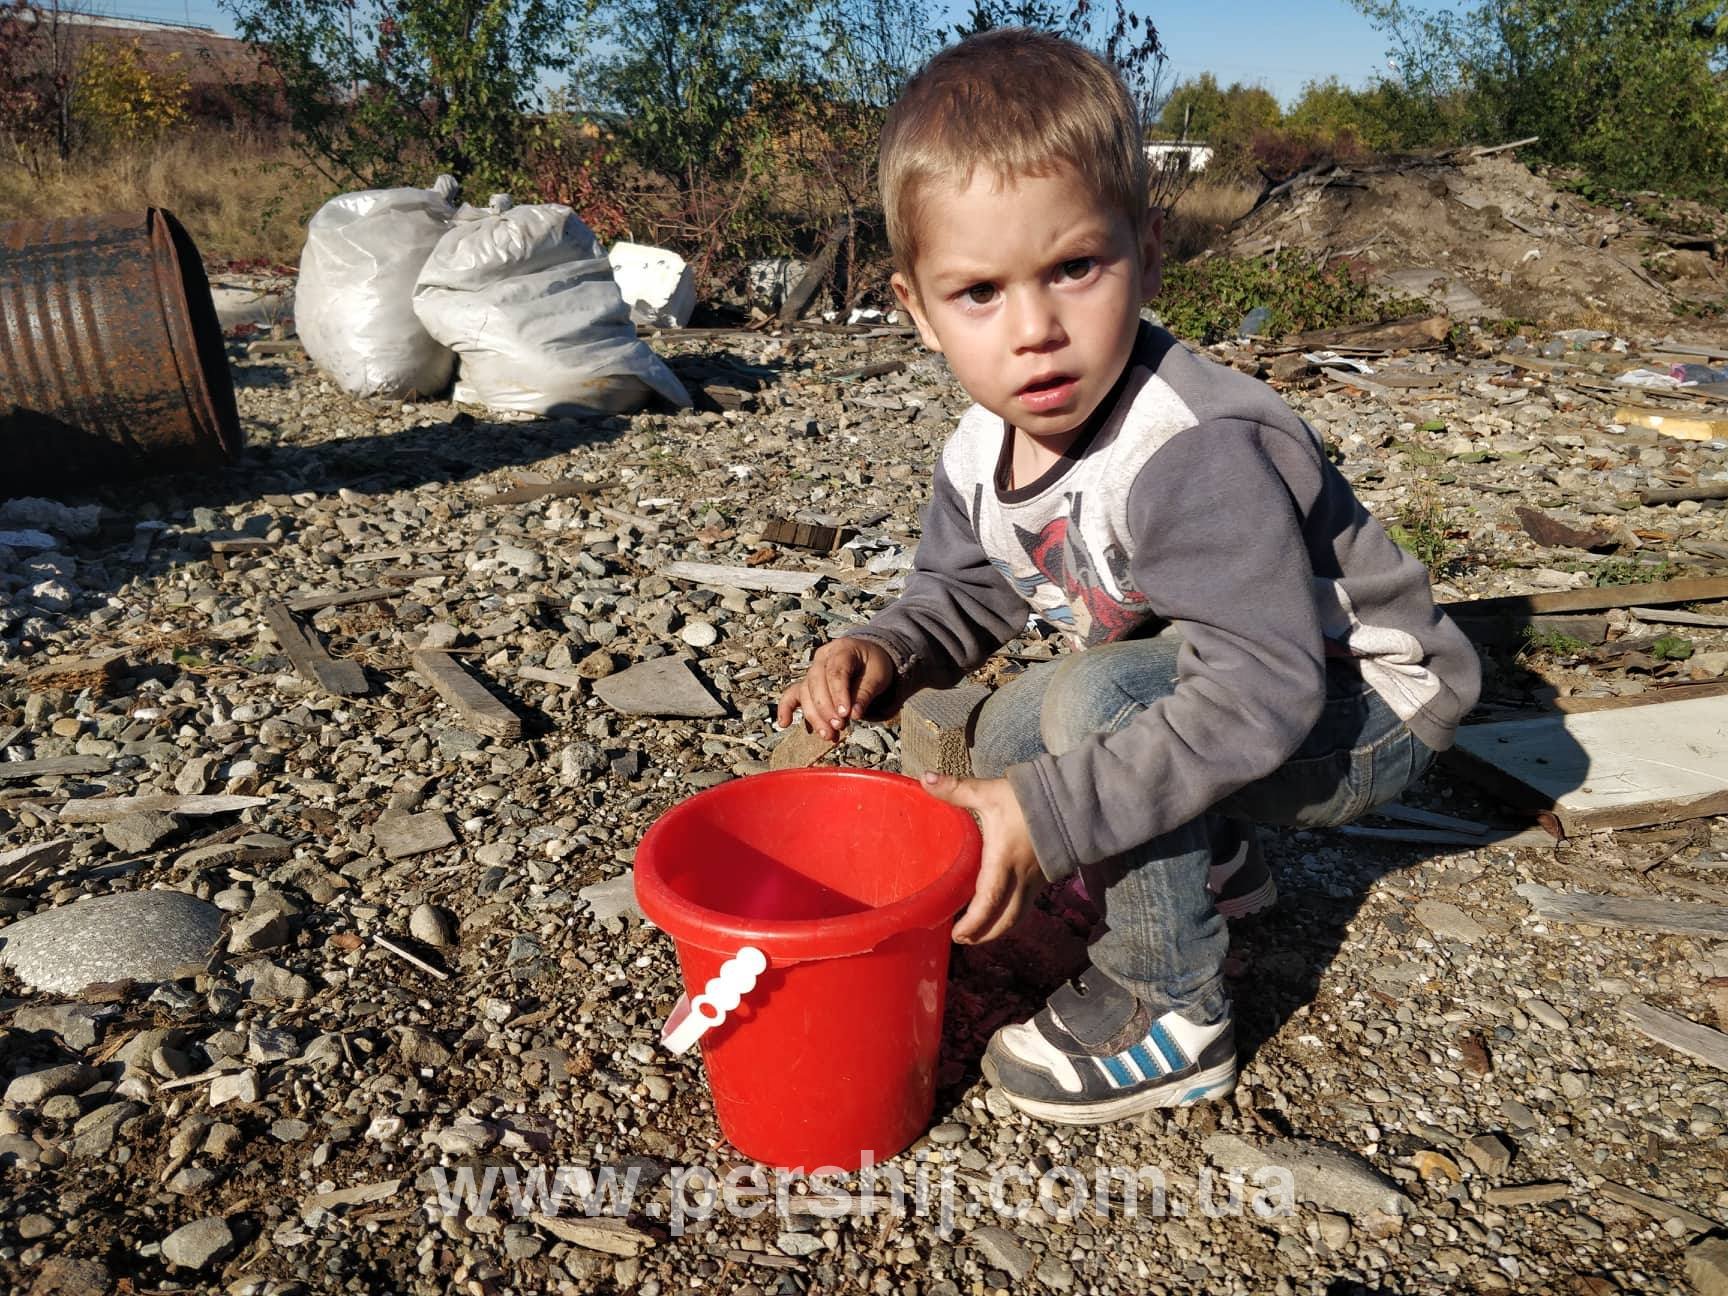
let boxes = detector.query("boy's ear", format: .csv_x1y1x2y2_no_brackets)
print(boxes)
1138,207,1167,301
891,271,943,353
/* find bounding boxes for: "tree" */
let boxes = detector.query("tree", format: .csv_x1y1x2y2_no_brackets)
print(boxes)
220,0,580,192
1352,0,1728,196
1157,73,1280,178
0,1,88,167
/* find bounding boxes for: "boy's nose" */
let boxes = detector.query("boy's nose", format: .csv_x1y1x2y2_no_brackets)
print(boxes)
1009,291,1065,351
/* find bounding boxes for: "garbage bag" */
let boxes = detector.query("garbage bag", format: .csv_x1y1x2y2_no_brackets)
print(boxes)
296,175,458,400
412,200,690,416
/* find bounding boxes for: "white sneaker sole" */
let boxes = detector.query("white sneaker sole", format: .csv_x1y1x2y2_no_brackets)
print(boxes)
987,1058,1238,1125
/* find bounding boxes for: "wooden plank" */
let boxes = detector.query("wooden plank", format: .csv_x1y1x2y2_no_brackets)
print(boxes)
23,651,127,692
284,587,394,614
1449,693,1728,833
0,838,72,887
1630,606,1728,628
262,602,369,697
411,650,523,739
1450,612,1608,648
659,560,825,595
1642,484,1728,506
1553,681,1728,714
1620,998,1728,1072
1515,884,1728,938
482,478,612,507
1598,1181,1723,1235
762,519,855,552
1445,576,1728,619
1337,824,1558,849
55,794,268,824
0,756,112,783
371,810,456,860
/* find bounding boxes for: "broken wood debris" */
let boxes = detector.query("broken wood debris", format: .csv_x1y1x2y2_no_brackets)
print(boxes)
1451,694,1728,833
1615,406,1728,442
262,602,369,697
0,838,72,887
55,794,268,824
1514,506,1616,552
761,518,856,552
1514,884,1728,939
481,477,612,506
1628,606,1728,628
1641,483,1728,506
659,560,825,595
22,651,127,692
1446,576,1728,619
1619,997,1728,1073
0,756,113,783
371,810,456,860
1598,1181,1723,1237
284,587,395,615
411,650,524,740
373,933,450,981
530,1212,657,1257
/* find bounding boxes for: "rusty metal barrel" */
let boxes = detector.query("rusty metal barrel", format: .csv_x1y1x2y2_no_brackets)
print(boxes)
0,208,243,494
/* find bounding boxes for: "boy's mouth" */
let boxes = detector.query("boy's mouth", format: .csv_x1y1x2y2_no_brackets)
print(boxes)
1017,374,1078,411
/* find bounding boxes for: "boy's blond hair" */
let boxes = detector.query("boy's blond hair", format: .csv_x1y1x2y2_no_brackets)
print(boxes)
879,28,1149,285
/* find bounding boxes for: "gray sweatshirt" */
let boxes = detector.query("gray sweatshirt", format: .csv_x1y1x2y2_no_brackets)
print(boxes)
847,324,1481,881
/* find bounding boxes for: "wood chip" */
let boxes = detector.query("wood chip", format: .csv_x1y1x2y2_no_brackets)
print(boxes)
660,560,825,595
1483,1182,1571,1206
56,794,267,824
1515,884,1728,939
371,811,456,861
0,756,113,783
262,602,369,697
301,1180,402,1215
762,519,856,552
23,651,127,692
530,1213,656,1256
372,933,450,981
411,650,523,739
1619,997,1728,1072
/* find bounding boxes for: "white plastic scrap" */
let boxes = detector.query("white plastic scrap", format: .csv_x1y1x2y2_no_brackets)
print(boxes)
608,241,697,329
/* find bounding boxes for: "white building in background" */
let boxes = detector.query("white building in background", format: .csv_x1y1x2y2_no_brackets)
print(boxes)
1145,142,1215,173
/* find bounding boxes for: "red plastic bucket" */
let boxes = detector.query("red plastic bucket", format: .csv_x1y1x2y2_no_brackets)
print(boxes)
634,768,981,1171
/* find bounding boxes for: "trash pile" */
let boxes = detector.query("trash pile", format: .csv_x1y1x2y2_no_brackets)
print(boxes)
295,177,691,414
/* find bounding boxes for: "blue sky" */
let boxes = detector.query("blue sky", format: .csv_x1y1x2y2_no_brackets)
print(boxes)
95,0,1398,109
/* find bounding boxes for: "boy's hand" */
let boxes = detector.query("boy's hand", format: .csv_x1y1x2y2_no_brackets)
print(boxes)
920,773,1044,945
776,637,896,735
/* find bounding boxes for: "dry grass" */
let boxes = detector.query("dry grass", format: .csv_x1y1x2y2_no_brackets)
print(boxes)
0,128,331,266
1164,178,1263,263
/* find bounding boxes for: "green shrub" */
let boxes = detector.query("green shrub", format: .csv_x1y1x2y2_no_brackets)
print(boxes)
1156,252,1426,344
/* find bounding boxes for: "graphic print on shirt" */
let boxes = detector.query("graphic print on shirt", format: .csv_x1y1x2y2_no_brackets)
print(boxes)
1001,490,1148,645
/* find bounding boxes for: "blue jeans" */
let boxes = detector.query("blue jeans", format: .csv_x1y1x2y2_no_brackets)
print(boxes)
971,633,1437,1023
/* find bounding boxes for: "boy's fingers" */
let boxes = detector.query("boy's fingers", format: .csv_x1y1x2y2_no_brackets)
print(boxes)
774,684,801,729
920,772,982,811
849,652,894,717
819,654,858,731
954,859,1011,944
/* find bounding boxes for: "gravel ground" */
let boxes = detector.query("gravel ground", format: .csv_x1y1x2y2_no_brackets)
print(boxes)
2,318,1727,1296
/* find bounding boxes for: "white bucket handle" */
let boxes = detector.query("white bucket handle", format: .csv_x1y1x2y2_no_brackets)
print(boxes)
659,946,767,1055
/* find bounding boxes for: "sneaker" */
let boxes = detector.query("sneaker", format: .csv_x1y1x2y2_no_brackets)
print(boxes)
980,967,1236,1124
1207,830,1277,920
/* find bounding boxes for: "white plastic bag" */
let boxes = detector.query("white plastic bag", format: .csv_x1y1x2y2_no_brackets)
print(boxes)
412,200,690,416
296,175,458,400
608,240,697,328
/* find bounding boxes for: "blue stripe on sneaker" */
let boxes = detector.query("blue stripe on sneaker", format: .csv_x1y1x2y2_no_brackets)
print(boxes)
1149,1023,1189,1073
1128,1042,1162,1078
1100,1054,1134,1087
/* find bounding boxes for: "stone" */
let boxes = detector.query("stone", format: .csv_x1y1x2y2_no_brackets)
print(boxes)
397,1026,453,1068
4,1063,95,1107
1686,1234,1728,1296
1317,1213,1353,1249
928,1121,968,1145
100,810,182,854
577,873,643,925
593,657,726,718
26,1256,111,1295
409,903,455,947
372,811,456,860
229,903,294,954
209,1069,260,1107
769,722,838,770
247,1026,301,1063
160,1215,235,1269
234,958,315,1004
1463,1132,1516,1176
1413,900,1490,944
0,889,223,994
10,1004,116,1052
1035,1256,1076,1291
776,1231,825,1258
966,1226,1033,1280
678,619,718,648
1204,1133,1411,1220
1523,998,1570,1030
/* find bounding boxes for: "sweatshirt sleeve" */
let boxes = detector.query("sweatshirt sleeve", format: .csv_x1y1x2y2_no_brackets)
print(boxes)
1006,419,1329,879
842,456,1028,698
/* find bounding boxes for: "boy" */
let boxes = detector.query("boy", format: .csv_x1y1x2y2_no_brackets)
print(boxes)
776,29,1480,1124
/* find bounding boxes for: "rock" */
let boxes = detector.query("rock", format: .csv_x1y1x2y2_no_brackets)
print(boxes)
769,722,838,770
4,1063,95,1107
247,1026,301,1063
1463,1131,1516,1176
593,657,725,718
160,1215,235,1270
608,241,697,328
0,889,223,994
229,902,294,954
409,903,455,947
397,1026,453,1068
928,1121,968,1145
1204,1133,1411,1220
1687,1234,1728,1296
10,1004,116,1052
577,873,643,925
775,1231,825,1258
678,619,718,648
1412,899,1490,944
1035,1256,1077,1291
1523,998,1570,1030
967,1225,1033,1280
209,1069,260,1107
1317,1212,1353,1249
233,958,315,1004
70,1100,140,1158
100,810,182,855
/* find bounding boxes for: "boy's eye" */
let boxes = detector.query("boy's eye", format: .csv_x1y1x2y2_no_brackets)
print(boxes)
964,283,998,305
1058,258,1096,281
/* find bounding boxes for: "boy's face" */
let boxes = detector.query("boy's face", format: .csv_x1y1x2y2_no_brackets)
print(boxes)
892,167,1163,443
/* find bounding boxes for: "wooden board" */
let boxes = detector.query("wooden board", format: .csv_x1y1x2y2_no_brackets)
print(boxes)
0,756,112,783
55,794,268,824
411,650,523,739
1516,884,1728,938
284,587,395,614
1615,406,1728,442
659,560,825,595
1449,693,1728,833
1621,998,1728,1072
1445,576,1728,619
262,603,369,697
